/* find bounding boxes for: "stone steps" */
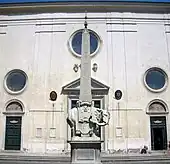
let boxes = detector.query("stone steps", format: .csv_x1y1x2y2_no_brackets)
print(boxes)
0,153,170,163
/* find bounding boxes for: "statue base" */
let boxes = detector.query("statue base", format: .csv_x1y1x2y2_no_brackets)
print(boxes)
68,140,102,164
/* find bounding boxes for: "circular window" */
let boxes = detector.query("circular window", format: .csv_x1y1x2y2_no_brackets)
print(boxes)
144,68,168,92
69,29,101,57
4,69,28,94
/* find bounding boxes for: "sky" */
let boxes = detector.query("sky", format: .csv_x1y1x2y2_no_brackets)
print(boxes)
0,0,169,4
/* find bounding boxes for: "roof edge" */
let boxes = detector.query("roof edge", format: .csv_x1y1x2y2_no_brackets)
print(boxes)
0,2,170,14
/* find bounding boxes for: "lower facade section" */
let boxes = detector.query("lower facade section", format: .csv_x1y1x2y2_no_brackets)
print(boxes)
0,110,169,153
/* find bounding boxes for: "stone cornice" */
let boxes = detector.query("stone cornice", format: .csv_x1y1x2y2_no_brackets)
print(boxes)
0,2,170,14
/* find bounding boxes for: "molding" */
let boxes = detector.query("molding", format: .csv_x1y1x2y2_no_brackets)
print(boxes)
35,30,66,33
68,29,102,58
143,67,168,93
106,22,137,25
61,77,109,96
108,108,143,111
0,25,7,27
0,25,7,34
0,2,170,14
4,99,25,113
107,30,137,32
68,95,104,99
3,112,25,115
146,99,169,114
0,32,6,34
107,22,137,32
35,22,66,26
29,109,64,112
35,22,66,33
146,111,169,115
3,69,28,95
0,16,170,24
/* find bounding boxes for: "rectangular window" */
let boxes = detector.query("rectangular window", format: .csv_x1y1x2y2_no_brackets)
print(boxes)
116,127,123,137
94,100,101,108
49,128,56,138
71,100,78,108
36,128,42,138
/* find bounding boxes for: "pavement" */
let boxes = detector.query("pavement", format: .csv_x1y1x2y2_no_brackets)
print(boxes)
0,151,170,163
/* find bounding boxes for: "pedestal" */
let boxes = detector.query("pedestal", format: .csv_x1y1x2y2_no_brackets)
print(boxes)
68,140,102,164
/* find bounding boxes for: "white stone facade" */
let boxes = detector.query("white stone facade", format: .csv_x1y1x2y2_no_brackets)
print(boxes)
0,3,170,153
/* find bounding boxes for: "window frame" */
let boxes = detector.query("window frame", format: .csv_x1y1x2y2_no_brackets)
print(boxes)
143,67,168,93
4,69,28,95
68,29,102,58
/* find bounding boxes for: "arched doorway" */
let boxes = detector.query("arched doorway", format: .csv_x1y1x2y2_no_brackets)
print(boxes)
4,101,24,150
147,100,168,150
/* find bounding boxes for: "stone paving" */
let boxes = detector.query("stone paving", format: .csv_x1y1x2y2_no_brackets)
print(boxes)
0,150,170,163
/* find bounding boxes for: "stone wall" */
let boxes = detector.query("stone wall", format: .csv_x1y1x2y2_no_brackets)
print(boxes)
0,12,169,152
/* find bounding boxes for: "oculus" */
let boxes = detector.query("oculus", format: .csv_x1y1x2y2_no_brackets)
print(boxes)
69,29,101,57
4,69,28,94
144,67,168,92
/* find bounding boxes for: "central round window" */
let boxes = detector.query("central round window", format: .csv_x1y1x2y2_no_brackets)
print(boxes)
5,69,27,94
144,68,168,92
69,29,101,57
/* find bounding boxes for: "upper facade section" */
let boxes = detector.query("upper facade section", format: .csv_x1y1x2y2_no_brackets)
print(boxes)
0,0,169,3
0,0,170,14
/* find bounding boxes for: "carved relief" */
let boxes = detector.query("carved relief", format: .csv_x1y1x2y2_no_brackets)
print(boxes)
6,102,23,112
67,100,110,139
148,102,166,114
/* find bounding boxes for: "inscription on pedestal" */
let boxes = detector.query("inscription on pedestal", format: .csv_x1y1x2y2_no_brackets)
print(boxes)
77,149,94,160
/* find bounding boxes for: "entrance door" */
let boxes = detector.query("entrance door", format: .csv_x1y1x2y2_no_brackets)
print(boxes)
5,116,22,150
150,116,167,150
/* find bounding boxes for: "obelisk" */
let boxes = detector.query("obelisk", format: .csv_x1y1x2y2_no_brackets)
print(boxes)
79,17,92,102
67,15,107,164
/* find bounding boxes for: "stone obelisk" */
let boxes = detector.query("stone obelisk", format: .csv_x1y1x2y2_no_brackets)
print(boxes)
67,15,108,164
79,17,92,103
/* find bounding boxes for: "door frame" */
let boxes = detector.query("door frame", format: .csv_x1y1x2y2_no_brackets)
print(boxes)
5,116,22,150
150,116,167,150
2,100,25,151
2,114,24,151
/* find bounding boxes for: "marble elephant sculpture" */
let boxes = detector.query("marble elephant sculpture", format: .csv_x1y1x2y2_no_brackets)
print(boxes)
67,100,110,138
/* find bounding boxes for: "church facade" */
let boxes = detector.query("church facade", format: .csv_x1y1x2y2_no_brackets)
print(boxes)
0,0,170,153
